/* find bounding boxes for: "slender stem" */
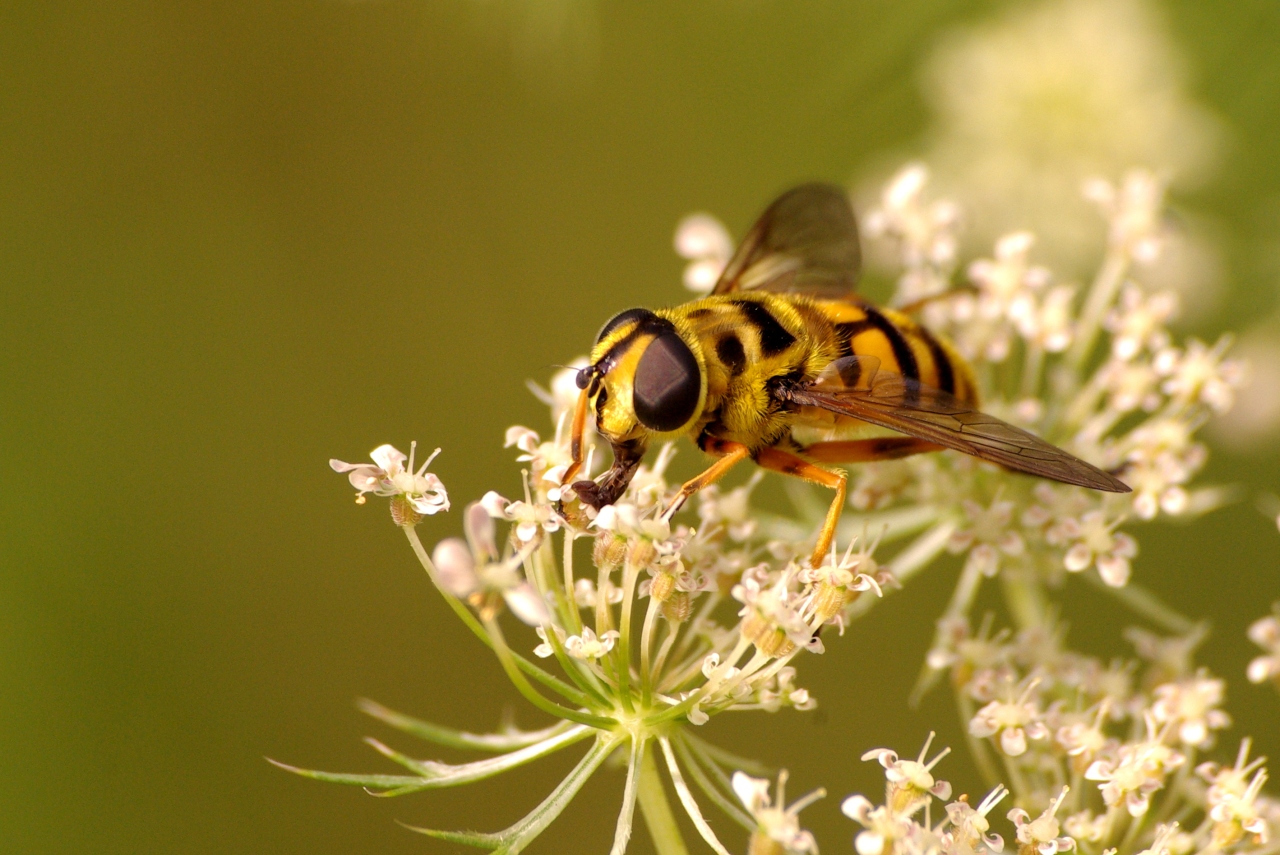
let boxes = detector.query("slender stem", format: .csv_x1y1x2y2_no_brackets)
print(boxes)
640,597,660,707
650,620,683,689
610,737,644,855
483,616,615,729
659,737,732,855
1001,570,1047,630
562,530,584,634
1021,340,1045,401
1067,249,1128,373
615,560,640,715
402,526,587,705
637,741,690,855
1081,573,1194,634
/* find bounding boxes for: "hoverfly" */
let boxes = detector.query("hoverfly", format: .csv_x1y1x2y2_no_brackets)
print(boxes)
562,184,1129,567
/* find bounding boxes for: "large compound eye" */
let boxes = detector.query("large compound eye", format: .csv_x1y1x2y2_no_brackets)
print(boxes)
596,308,656,345
633,331,701,432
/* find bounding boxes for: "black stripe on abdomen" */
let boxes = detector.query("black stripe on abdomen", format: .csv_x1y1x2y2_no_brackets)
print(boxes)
862,307,919,383
916,326,955,396
834,319,873,358
732,299,796,356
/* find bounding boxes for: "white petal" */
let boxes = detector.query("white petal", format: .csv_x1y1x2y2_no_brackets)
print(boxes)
841,794,875,822
674,213,732,261
1096,555,1131,587
1064,544,1092,572
1001,728,1028,757
855,831,886,855
369,444,407,474
731,772,770,813
464,503,498,562
346,468,385,493
504,583,551,626
480,491,511,519
432,538,477,597
409,488,450,515
1247,656,1276,684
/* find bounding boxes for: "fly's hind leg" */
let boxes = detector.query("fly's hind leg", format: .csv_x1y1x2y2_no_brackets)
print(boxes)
752,446,847,568
760,437,942,567
800,437,942,464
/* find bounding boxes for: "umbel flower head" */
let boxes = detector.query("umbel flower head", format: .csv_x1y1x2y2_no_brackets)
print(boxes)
276,164,1269,855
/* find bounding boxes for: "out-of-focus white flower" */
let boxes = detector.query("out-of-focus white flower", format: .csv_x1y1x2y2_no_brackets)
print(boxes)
969,679,1050,757
948,498,1025,578
917,0,1220,273
697,471,764,541
1150,670,1230,748
732,770,823,855
1084,713,1185,816
526,359,593,430
1058,510,1138,587
1154,337,1243,414
330,443,449,524
432,503,550,626
1084,171,1168,263
1246,606,1280,686
674,212,733,294
1106,285,1176,361
863,163,961,303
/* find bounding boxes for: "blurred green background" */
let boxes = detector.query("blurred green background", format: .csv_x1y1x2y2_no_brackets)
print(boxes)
3,2,1279,852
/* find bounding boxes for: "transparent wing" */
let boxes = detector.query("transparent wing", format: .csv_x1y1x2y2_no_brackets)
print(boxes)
712,183,861,297
780,356,1130,492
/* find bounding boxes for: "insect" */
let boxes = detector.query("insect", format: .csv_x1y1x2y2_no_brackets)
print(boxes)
562,184,1129,568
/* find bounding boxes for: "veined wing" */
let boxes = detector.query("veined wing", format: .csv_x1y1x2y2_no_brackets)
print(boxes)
779,356,1131,493
712,183,861,297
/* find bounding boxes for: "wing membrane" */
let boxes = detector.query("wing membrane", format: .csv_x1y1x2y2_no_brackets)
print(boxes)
781,356,1130,492
712,183,861,297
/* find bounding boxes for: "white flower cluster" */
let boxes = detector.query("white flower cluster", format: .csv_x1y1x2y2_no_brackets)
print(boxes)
298,164,1265,855
910,610,1276,855
836,164,1242,647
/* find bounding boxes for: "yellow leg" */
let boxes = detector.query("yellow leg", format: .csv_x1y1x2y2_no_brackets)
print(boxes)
753,446,847,568
662,438,751,520
562,386,591,486
801,437,941,464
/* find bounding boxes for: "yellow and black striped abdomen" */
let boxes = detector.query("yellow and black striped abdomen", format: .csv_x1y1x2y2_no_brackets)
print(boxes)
816,299,978,405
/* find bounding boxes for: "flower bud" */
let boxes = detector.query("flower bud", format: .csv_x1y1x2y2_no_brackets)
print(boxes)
741,611,796,658
593,533,628,570
661,591,693,623
649,570,676,603
390,494,423,527
627,537,657,570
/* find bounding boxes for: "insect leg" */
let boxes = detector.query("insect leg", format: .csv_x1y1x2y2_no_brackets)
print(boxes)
662,438,751,520
752,446,846,568
562,386,591,486
799,437,941,463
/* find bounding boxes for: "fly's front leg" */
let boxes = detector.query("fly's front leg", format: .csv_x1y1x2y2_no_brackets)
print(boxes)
661,438,751,521
753,445,847,568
